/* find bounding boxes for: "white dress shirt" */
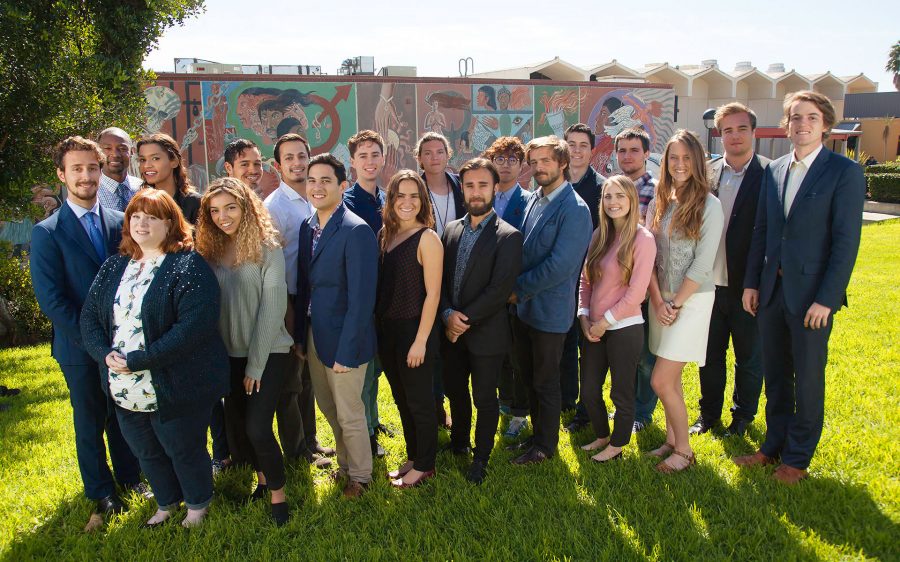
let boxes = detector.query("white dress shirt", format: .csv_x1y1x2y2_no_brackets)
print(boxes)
784,144,824,218
264,181,312,295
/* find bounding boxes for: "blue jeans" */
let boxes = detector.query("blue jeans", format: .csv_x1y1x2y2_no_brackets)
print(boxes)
116,406,214,510
634,302,658,424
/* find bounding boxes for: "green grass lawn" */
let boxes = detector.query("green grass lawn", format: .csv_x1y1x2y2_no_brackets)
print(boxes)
1,222,898,561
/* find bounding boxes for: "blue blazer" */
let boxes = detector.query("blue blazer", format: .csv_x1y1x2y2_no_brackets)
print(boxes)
515,182,593,333
744,148,865,315
499,184,529,231
31,202,124,365
294,204,378,368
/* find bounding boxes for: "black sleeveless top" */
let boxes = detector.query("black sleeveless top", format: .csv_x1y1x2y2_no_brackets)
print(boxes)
377,228,427,321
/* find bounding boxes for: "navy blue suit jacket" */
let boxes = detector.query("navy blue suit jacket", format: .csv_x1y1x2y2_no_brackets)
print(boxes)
744,148,865,315
294,204,378,368
498,184,529,231
30,202,124,365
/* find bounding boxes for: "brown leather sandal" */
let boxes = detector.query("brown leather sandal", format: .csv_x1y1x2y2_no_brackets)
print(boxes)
646,442,675,458
655,449,696,473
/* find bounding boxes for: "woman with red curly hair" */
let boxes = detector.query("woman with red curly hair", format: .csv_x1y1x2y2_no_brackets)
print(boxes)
80,189,229,528
195,177,294,525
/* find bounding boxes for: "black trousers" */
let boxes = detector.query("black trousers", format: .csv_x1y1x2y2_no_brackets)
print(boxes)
445,345,505,463
698,286,763,423
512,316,567,455
275,353,306,459
224,354,289,490
559,318,581,410
758,280,832,470
579,324,642,447
378,319,438,472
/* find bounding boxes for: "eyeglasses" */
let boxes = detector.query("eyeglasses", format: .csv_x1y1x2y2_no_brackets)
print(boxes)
493,156,520,166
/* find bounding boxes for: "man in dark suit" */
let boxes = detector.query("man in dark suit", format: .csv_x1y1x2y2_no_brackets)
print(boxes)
691,103,770,437
484,136,531,438
736,91,865,483
30,137,141,529
294,153,378,498
441,158,524,484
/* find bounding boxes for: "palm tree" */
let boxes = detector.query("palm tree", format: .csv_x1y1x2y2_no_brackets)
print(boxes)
888,40,900,91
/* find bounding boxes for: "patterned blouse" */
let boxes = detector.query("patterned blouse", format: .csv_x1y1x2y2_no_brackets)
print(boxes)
109,255,167,412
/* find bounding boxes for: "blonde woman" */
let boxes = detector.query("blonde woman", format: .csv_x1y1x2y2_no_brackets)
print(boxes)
577,175,656,463
196,177,293,525
645,131,724,473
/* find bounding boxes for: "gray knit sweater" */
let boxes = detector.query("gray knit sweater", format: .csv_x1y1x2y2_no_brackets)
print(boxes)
212,245,293,380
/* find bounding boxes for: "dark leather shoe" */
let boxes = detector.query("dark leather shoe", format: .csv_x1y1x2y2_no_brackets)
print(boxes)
95,494,125,516
688,416,720,435
249,484,268,502
505,436,533,451
732,450,777,467
772,464,809,484
271,502,290,526
725,418,750,437
466,460,488,484
440,443,471,456
511,447,549,465
124,481,154,500
564,418,589,433
374,423,395,438
370,435,385,458
342,480,369,498
310,441,336,457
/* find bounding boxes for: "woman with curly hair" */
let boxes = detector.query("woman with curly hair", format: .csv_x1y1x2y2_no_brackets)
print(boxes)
645,130,724,473
195,177,293,525
136,133,202,224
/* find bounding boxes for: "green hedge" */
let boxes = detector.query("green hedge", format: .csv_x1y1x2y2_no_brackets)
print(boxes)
0,242,51,345
866,173,900,204
866,163,900,174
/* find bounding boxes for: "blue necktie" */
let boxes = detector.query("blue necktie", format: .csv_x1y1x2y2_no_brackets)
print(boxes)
116,182,133,210
86,213,106,261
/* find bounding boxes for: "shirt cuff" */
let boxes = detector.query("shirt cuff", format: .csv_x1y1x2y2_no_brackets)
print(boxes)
603,310,618,326
577,307,590,318
441,309,454,325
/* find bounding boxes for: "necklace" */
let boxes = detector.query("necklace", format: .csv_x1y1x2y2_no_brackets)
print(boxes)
428,188,452,233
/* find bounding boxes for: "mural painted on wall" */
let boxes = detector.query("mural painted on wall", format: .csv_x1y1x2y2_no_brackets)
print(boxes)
142,77,675,193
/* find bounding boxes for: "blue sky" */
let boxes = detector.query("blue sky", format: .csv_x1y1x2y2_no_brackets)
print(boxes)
144,0,900,91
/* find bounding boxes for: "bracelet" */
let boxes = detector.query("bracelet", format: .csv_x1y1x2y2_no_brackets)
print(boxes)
666,300,682,310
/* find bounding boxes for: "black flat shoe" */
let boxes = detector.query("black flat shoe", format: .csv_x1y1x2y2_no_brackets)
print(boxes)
271,502,290,527
725,418,750,437
466,460,488,485
249,484,268,502
95,494,125,515
440,443,472,456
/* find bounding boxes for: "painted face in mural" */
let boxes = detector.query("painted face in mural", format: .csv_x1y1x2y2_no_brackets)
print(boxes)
461,167,496,217
529,147,566,191
261,108,285,139
719,111,755,163
275,140,310,186
492,153,522,188
616,137,649,179
394,179,423,223
307,162,348,215
208,192,243,237
566,131,593,174
498,91,511,111
225,147,263,192
56,150,102,209
787,100,826,156
666,141,693,187
418,139,449,176
98,131,132,181
129,210,171,253
350,140,385,186
138,143,179,188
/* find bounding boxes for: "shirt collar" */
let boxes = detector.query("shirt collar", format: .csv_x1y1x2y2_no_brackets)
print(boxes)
464,209,495,231
634,172,654,187
536,181,569,204
723,154,753,175
278,181,307,203
349,182,383,202
791,144,823,169
66,198,100,219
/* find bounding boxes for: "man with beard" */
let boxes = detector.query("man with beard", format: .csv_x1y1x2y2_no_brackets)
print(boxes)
265,133,334,468
30,137,142,531
441,158,523,483
224,138,264,197
96,127,141,211
506,136,592,464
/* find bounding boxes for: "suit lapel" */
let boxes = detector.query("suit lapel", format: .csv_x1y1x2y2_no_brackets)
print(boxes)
524,184,570,246
458,215,497,293
730,156,762,223
786,149,830,222
99,206,120,257
709,159,724,195
58,203,102,266
310,205,344,265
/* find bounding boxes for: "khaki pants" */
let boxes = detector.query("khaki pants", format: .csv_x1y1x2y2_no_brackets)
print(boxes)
307,327,372,483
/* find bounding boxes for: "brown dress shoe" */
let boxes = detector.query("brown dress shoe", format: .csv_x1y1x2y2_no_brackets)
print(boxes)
732,450,777,467
772,464,809,484
342,480,369,498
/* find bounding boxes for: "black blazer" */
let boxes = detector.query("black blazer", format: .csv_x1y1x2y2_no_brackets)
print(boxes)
439,214,523,356
422,171,466,223
708,154,770,298
745,148,866,315
80,251,230,421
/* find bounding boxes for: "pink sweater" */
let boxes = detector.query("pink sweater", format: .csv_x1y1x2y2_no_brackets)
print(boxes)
578,225,656,325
